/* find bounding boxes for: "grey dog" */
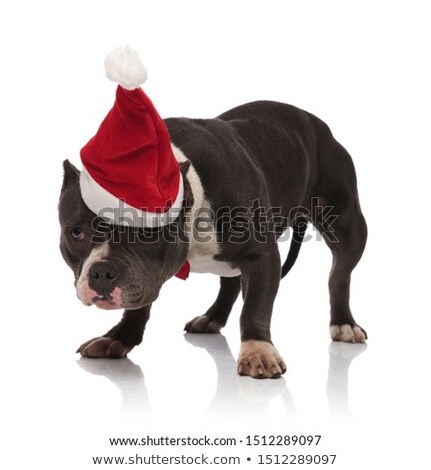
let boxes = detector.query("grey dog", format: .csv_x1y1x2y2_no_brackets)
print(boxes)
59,100,367,379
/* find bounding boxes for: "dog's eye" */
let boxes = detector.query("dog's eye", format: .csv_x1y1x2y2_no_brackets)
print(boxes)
71,228,84,240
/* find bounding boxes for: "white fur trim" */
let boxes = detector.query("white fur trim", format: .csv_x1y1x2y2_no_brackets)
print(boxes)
105,45,147,90
80,167,184,228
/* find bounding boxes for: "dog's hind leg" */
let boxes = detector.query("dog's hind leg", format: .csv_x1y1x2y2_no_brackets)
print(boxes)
314,198,367,343
184,276,241,333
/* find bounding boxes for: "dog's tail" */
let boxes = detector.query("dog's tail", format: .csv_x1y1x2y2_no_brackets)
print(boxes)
281,218,308,279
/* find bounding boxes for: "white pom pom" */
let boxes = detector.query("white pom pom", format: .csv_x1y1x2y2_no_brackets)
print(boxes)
104,45,147,90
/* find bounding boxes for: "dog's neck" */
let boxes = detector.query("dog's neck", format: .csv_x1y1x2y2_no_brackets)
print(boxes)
172,144,208,252
172,144,241,278
172,143,204,206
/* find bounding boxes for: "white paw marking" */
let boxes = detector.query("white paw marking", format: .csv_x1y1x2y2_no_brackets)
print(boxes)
237,340,286,378
330,324,366,343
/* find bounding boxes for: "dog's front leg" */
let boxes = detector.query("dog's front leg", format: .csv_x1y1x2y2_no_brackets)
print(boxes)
237,247,286,379
77,306,151,358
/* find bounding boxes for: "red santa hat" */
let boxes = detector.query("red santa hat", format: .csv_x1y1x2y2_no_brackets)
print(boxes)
79,46,183,228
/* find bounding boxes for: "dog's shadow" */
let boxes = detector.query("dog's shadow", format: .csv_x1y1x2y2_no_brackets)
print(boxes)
76,336,367,426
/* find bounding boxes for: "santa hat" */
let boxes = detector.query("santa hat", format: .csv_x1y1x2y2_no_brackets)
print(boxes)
79,46,183,228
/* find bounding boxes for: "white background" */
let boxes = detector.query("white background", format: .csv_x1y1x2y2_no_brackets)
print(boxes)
1,0,430,468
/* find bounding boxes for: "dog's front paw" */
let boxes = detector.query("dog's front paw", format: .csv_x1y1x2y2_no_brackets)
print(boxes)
76,337,132,358
237,340,286,379
184,315,223,333
330,324,367,343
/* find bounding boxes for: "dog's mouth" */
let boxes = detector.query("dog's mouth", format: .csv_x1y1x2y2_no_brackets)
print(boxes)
92,294,108,302
92,295,122,310
90,290,149,310
77,276,153,310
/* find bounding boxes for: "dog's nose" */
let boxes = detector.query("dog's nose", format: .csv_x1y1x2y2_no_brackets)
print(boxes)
88,262,120,295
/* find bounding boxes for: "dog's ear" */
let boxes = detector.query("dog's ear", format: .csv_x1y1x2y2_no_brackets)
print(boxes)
179,160,194,210
61,159,80,194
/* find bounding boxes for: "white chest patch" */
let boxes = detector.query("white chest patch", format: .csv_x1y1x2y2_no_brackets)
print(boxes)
188,251,241,278
185,197,241,278
172,144,241,279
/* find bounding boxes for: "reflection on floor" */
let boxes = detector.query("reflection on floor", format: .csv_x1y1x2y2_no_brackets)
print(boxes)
77,334,367,429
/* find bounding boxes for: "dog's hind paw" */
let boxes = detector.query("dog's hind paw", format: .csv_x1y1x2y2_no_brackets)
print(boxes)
237,340,286,379
76,337,132,358
184,315,223,333
330,324,367,343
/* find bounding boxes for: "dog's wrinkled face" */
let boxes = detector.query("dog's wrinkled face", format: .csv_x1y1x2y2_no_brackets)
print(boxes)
59,160,189,310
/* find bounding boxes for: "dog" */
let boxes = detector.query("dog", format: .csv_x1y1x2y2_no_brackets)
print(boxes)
59,99,367,379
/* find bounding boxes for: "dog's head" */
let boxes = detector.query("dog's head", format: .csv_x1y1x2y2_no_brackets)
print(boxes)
59,160,191,310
